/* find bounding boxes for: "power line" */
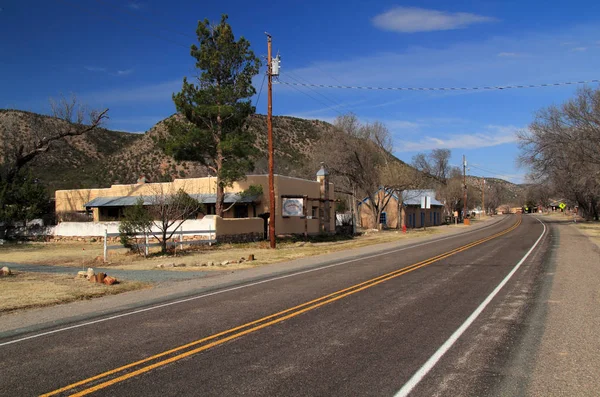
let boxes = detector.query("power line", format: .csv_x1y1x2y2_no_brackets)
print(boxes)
254,72,267,108
275,77,343,116
286,72,353,114
469,164,524,182
276,79,600,92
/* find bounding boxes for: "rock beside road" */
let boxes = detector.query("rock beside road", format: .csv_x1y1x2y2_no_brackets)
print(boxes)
1,266,12,276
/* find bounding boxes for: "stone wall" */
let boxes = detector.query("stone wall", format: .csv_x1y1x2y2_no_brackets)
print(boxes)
216,232,264,244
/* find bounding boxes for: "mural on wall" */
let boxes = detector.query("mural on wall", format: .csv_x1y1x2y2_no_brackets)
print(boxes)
282,198,304,217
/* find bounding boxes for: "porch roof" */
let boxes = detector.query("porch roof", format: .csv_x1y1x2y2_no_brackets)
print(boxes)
84,193,259,208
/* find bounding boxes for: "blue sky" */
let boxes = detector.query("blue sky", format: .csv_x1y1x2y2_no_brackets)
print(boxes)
2,0,600,183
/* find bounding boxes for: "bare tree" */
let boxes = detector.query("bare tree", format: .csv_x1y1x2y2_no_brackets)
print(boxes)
412,149,455,186
146,185,204,254
519,86,600,220
0,94,109,185
318,114,415,229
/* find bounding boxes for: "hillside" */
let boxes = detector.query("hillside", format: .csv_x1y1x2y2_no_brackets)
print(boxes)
1,109,523,208
0,109,143,192
0,110,344,193
466,175,526,207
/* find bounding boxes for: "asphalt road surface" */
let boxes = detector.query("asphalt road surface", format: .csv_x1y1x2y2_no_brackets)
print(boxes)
0,214,549,396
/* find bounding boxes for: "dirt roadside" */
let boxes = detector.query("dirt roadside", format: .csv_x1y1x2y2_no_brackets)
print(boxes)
527,216,600,396
0,216,506,337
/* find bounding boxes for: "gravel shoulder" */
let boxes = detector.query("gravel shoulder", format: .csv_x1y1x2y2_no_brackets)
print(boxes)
527,217,600,396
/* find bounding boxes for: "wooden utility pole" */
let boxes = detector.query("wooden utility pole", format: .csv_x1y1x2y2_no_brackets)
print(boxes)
266,33,276,248
482,178,485,217
463,155,468,221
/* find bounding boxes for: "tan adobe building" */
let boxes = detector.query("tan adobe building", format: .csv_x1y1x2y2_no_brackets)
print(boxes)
358,189,444,229
55,168,335,236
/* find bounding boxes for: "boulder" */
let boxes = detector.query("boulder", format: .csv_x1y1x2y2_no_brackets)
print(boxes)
221,260,230,266
76,271,87,278
208,261,215,267
92,272,106,283
0,266,12,276
86,268,95,280
247,254,255,261
103,276,117,285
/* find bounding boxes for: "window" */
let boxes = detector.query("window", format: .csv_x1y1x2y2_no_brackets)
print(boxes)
234,205,248,218
312,206,318,218
380,212,387,225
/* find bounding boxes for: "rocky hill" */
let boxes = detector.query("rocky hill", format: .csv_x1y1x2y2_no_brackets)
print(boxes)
0,109,524,207
0,110,344,193
466,175,526,206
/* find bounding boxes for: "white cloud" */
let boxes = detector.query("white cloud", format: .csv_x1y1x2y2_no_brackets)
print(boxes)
82,79,182,105
117,68,134,76
394,125,519,152
571,47,587,52
372,7,497,33
385,120,421,129
127,2,143,10
84,66,106,72
497,52,519,57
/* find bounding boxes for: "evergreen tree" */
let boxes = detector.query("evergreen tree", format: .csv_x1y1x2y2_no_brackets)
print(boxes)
161,15,260,217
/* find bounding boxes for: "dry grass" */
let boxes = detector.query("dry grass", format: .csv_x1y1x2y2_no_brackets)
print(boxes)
574,221,600,248
0,219,493,272
0,271,149,313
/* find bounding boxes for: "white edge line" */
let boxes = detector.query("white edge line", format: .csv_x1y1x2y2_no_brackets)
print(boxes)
0,217,510,348
394,217,547,397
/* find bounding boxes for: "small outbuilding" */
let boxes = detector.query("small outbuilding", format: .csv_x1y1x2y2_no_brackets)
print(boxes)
358,189,444,229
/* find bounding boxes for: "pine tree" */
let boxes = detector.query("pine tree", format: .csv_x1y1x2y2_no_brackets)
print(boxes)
161,15,260,217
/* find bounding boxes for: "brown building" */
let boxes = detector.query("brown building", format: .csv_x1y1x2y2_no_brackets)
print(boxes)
358,189,444,229
55,168,335,237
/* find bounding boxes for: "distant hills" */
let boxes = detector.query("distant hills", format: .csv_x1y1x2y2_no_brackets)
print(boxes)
0,109,525,205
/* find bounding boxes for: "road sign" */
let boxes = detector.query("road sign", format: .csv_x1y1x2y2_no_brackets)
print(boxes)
559,202,566,210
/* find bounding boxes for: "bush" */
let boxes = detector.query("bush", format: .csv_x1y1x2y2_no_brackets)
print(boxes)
118,199,152,255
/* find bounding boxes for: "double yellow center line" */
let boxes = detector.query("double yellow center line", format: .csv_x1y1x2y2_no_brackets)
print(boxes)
43,216,521,396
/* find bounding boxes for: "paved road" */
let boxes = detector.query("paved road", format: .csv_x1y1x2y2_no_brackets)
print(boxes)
0,215,549,396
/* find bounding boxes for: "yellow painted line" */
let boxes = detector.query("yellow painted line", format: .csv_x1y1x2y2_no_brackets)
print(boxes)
42,216,521,397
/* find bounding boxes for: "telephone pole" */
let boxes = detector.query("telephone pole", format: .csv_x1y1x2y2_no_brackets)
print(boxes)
482,178,485,217
266,33,276,249
463,155,467,221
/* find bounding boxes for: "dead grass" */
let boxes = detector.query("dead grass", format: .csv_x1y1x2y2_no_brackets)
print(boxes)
0,218,496,272
0,271,149,313
574,221,600,249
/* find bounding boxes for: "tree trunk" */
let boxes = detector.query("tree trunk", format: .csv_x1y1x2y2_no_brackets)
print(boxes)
216,183,225,217
215,98,224,217
161,229,168,254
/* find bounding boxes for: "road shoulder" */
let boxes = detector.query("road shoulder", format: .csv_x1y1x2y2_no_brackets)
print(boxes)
527,218,600,396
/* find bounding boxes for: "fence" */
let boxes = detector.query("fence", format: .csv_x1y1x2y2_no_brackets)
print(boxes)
103,226,215,262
